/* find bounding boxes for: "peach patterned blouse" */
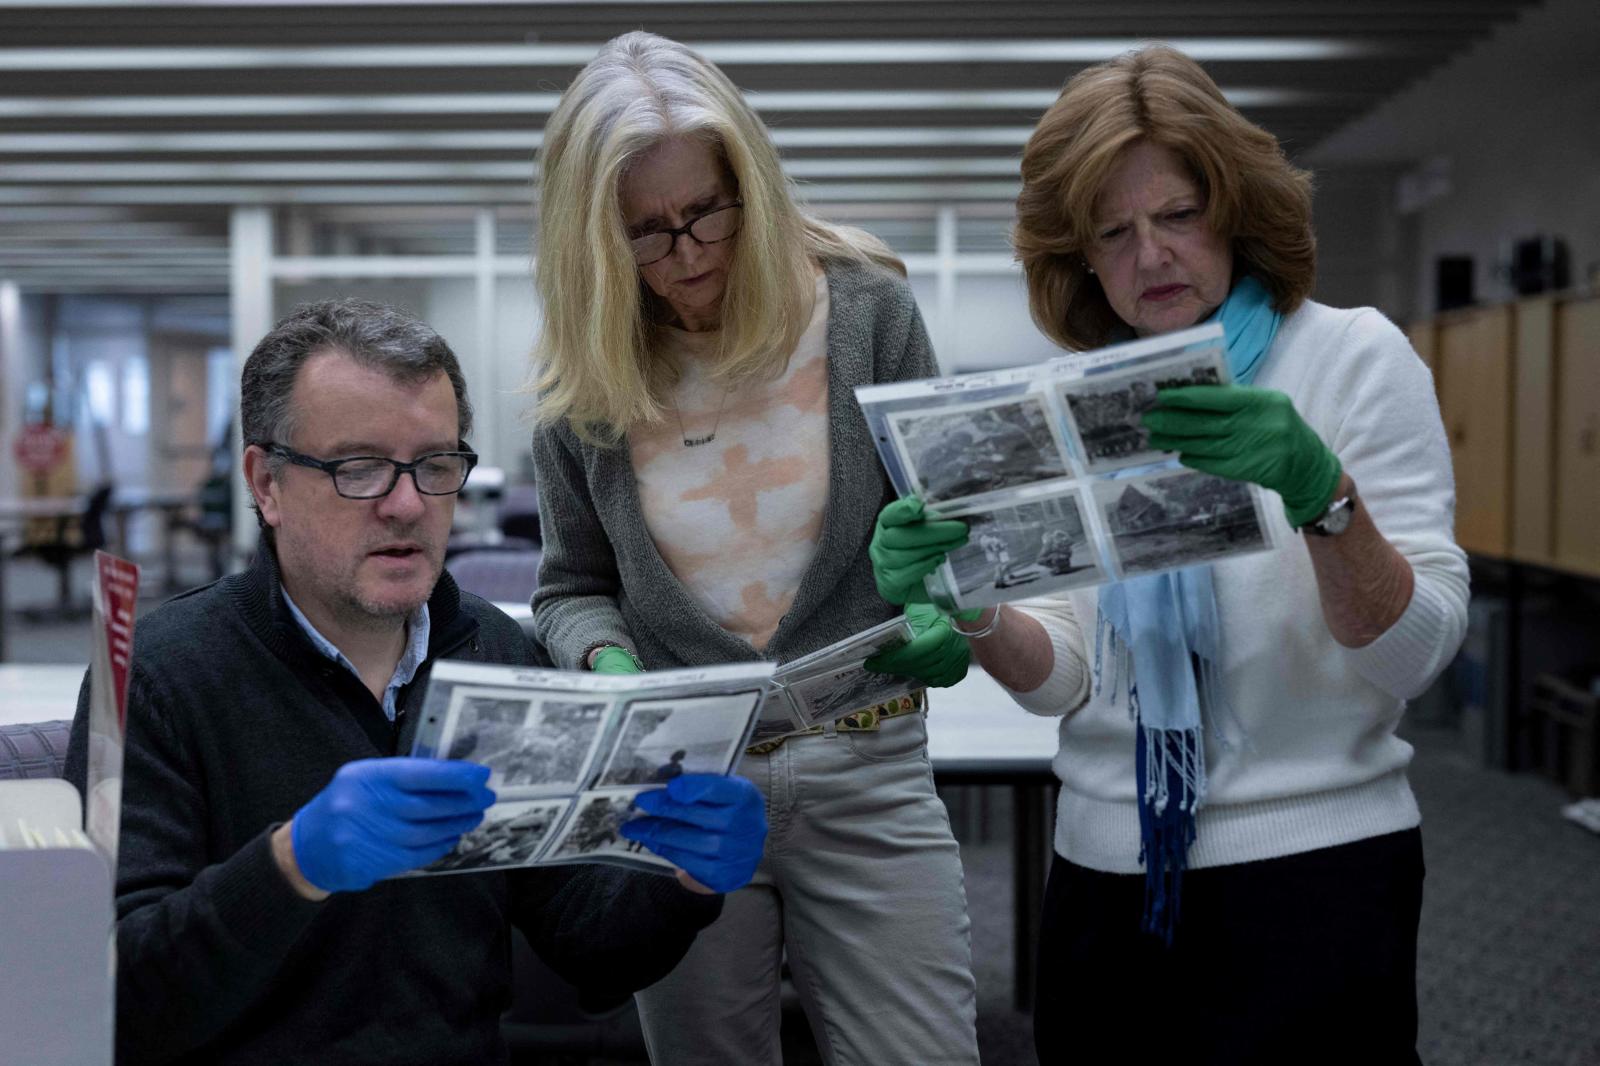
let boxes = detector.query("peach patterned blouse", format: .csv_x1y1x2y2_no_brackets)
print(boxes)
629,271,831,651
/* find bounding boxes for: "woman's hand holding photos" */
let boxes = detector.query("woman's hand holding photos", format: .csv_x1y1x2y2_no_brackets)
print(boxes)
620,774,768,894
1142,384,1342,529
863,603,971,688
288,757,497,894
869,496,970,605
590,646,644,674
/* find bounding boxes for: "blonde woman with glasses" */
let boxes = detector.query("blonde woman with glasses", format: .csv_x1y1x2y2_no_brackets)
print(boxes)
527,31,980,1066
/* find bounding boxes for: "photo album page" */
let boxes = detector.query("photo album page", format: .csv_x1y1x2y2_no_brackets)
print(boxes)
404,660,774,877
750,615,920,744
855,323,1278,612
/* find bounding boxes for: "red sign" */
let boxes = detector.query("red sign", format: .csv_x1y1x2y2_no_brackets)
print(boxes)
95,552,141,731
13,423,68,475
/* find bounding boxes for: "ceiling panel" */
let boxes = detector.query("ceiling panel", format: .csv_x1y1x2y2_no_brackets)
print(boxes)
0,0,1544,289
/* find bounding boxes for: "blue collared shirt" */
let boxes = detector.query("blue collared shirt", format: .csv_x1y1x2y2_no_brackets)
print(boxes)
281,587,431,723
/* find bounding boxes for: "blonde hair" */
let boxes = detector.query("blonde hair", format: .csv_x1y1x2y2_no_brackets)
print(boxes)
1014,44,1316,351
531,31,902,442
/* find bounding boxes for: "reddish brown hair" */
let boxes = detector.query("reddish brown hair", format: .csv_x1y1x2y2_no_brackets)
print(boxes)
1014,44,1316,350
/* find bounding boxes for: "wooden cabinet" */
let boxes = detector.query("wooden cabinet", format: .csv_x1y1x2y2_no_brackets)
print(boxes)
1511,297,1557,566
1405,293,1594,575
1436,306,1514,557
1406,319,1439,388
1553,297,1600,577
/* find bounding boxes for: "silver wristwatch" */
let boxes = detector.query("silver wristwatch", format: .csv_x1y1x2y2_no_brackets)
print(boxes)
1301,490,1357,537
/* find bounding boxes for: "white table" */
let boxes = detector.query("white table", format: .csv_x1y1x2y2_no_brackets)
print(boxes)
0,664,85,726
926,668,1059,1012
926,667,1060,772
0,488,191,528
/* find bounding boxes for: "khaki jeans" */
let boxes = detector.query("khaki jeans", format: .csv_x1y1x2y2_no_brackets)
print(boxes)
634,712,980,1065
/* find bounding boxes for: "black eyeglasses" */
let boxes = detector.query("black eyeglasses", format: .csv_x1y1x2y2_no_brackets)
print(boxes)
264,443,478,500
629,201,743,266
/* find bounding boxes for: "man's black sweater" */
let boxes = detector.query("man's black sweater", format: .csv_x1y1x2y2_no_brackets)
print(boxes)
64,547,721,1066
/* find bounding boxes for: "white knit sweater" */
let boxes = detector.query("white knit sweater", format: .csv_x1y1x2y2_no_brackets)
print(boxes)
1006,300,1470,873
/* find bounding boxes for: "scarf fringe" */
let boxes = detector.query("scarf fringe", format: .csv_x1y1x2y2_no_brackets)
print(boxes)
1136,723,1201,946
1100,619,1215,946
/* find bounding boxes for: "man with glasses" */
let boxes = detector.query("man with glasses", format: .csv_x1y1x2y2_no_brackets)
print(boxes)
65,298,766,1066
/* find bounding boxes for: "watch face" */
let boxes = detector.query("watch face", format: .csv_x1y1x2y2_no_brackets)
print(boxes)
1316,496,1355,536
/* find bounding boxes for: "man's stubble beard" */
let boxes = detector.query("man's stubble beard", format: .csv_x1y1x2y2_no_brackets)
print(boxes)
285,519,443,635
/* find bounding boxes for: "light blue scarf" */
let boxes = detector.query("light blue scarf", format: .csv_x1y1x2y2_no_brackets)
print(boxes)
1094,274,1280,944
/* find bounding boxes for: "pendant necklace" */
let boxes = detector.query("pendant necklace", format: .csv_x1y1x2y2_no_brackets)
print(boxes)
672,384,733,447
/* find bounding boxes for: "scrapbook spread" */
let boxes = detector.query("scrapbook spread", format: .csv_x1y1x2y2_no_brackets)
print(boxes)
406,660,774,876
855,323,1277,611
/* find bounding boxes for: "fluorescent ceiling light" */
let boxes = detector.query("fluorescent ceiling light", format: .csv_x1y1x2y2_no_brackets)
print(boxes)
0,256,230,267
0,261,226,272
0,180,1022,205
0,39,1377,70
0,246,226,257
0,86,1312,119
0,159,1023,181
0,127,1043,153
0,131,541,152
790,159,1019,177
0,162,540,181
777,127,1036,147
0,94,561,118
0,225,216,238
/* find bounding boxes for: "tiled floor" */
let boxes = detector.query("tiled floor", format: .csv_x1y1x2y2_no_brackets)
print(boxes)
943,725,1600,1066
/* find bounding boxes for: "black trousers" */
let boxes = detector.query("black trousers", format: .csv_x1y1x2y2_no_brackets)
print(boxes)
1033,828,1425,1066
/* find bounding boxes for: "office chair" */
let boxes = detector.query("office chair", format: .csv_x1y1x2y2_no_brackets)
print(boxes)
17,483,112,622
447,548,542,606
444,533,538,562
498,484,542,547
166,472,234,590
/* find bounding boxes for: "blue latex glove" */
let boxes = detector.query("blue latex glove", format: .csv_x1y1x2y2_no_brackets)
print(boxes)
618,774,767,894
290,757,496,893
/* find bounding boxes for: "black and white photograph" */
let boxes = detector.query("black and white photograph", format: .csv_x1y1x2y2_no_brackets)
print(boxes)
1094,469,1269,577
890,394,1071,504
748,695,803,746
940,490,1104,609
420,798,569,874
594,693,759,788
785,641,918,726
1059,351,1225,473
544,789,671,868
440,688,610,794
779,617,912,679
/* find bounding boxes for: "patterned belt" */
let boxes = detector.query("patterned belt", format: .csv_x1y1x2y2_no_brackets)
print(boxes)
744,688,926,756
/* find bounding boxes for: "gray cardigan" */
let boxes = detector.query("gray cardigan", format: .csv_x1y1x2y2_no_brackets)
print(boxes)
531,258,938,670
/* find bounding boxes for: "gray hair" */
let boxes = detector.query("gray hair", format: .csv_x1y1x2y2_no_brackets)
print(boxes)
241,298,474,452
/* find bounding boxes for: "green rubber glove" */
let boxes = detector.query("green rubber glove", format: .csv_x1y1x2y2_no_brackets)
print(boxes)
862,603,970,689
1141,384,1343,529
868,496,970,606
591,646,644,674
